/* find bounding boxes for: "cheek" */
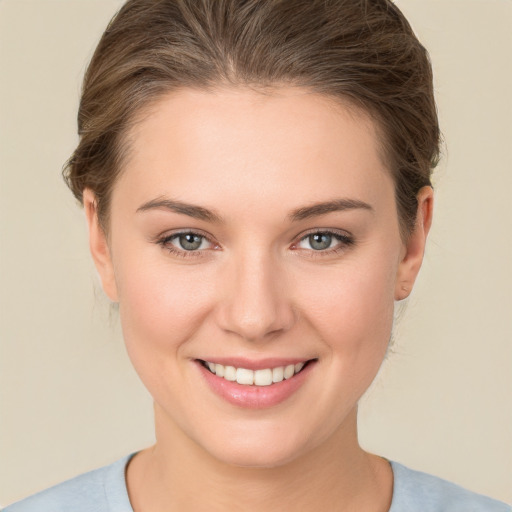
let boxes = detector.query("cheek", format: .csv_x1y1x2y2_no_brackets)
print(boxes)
114,253,216,359
296,253,397,363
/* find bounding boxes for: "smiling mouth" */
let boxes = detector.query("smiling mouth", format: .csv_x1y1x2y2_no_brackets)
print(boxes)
198,359,316,387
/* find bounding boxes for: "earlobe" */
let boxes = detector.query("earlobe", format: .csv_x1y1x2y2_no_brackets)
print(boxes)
83,189,119,302
395,186,434,301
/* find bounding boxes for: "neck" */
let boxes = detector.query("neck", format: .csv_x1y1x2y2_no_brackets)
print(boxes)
126,405,392,512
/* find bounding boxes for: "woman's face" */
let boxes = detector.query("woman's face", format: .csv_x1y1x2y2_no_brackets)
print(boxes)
86,87,430,467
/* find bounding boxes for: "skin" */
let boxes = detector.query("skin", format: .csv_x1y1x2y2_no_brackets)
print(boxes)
84,87,433,511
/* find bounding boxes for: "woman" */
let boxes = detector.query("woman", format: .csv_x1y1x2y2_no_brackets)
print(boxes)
3,0,509,510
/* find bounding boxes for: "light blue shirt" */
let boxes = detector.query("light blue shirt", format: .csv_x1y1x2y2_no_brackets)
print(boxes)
3,454,510,511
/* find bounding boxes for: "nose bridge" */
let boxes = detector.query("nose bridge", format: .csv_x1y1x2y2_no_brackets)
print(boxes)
218,244,294,341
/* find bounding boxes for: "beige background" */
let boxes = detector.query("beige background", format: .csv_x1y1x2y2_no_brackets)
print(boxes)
1,0,511,506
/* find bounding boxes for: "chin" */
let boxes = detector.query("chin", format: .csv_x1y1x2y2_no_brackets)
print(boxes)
195,419,324,469
209,441,303,469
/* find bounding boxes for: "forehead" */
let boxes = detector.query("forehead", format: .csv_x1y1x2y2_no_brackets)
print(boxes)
114,86,393,216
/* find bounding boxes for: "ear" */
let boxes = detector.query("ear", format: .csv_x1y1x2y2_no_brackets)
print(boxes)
83,188,119,302
395,186,434,301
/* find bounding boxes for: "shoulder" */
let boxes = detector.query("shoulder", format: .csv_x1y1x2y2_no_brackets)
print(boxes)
389,461,511,512
2,454,135,512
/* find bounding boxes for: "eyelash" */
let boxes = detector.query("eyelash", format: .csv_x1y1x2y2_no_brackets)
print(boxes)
156,229,355,259
292,229,355,259
156,230,215,259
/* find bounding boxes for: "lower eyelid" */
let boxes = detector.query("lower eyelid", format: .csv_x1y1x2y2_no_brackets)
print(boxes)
296,231,353,248
156,230,352,257
157,231,219,254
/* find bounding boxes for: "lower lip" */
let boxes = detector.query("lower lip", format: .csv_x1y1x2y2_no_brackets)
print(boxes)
196,360,316,409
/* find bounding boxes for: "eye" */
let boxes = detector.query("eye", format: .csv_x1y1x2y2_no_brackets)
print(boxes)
173,233,209,251
301,233,335,251
157,230,216,257
294,230,354,255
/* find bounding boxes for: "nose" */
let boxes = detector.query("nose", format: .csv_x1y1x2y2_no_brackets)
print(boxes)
215,249,296,342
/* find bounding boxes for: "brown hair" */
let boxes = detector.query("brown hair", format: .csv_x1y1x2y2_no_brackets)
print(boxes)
64,0,440,238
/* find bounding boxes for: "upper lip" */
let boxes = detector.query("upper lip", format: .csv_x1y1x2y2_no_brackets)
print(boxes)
196,357,316,370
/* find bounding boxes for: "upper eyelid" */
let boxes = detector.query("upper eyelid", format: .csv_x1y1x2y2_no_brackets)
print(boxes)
158,228,213,242
158,227,350,240
295,228,353,241
157,228,353,252
299,227,350,236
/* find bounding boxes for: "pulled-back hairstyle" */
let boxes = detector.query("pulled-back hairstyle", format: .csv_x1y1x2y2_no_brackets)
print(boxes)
64,0,440,238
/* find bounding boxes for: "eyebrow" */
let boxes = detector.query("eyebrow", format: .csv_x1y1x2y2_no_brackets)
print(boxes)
288,198,374,221
136,197,223,223
136,196,373,223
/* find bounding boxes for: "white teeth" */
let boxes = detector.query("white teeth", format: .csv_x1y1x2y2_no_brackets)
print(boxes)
254,369,273,386
204,360,308,386
215,363,225,377
272,366,284,383
236,368,254,385
224,365,236,381
284,364,295,379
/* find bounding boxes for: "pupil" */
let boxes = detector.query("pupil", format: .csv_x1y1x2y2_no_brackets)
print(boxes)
310,233,331,250
180,233,202,250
